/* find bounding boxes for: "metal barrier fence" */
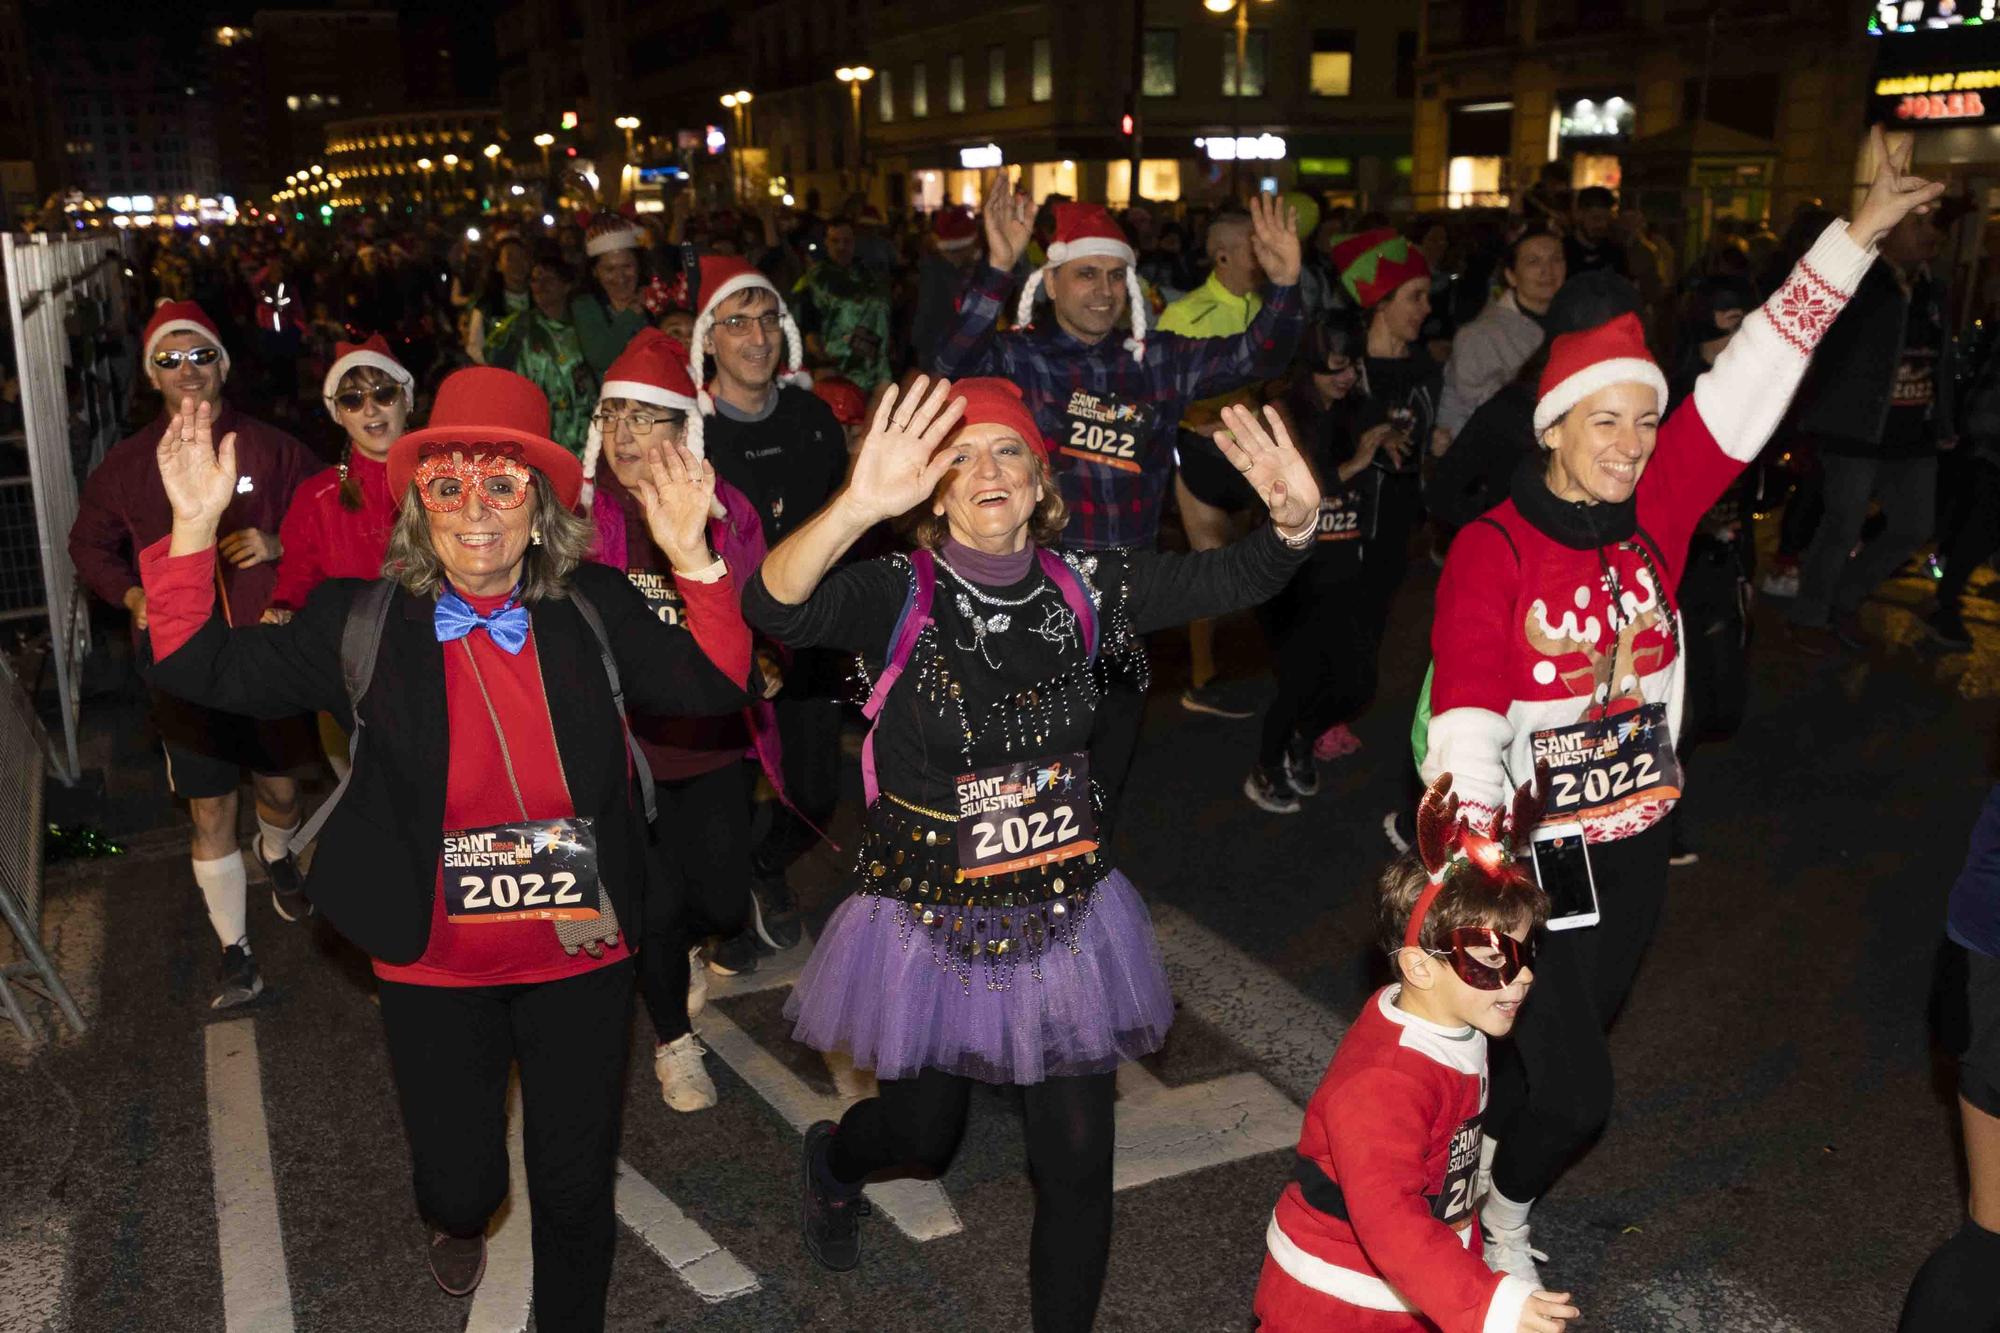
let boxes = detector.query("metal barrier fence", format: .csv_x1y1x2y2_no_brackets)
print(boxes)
2,230,137,783
0,649,85,1042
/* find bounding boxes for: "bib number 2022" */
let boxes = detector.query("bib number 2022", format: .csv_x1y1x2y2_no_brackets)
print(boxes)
1068,420,1137,461
970,805,1082,861
1550,751,1659,809
457,871,584,911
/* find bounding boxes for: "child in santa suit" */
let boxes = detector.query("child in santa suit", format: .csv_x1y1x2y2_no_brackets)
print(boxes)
1253,774,1579,1333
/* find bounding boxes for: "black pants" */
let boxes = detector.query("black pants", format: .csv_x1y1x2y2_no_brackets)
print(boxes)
1940,457,2000,614
1254,574,1378,769
753,694,843,876
1487,819,1671,1203
640,763,753,1044
829,1067,1118,1333
378,961,635,1333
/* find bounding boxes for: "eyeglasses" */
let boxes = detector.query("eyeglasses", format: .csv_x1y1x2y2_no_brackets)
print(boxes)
151,347,222,370
420,474,533,512
714,311,783,336
591,409,678,437
1425,926,1536,991
334,385,403,412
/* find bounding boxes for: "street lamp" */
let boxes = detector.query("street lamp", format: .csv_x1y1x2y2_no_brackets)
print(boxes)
1206,0,1272,194
533,131,555,187
417,156,435,215
719,92,753,201
835,67,873,193
613,116,641,205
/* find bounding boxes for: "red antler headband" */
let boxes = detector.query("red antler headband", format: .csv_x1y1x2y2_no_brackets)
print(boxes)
1401,769,1547,953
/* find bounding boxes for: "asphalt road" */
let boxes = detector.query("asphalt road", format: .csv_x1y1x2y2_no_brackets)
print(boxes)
1,547,1989,1333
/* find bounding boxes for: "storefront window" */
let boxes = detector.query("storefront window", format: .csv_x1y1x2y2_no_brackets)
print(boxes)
910,170,943,211
1447,155,1507,208
1030,160,1077,201
1107,158,1183,207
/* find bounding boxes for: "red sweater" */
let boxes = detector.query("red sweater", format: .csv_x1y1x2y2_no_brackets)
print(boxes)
1257,988,1529,1333
270,452,396,610
141,537,756,986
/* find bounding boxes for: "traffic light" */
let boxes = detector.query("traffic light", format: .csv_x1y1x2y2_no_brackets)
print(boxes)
1121,112,1135,136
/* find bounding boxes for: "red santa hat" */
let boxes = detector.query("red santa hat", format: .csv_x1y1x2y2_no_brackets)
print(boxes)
142,299,230,379
1532,313,1668,435
811,376,868,426
583,328,721,513
945,377,1048,460
683,253,810,414
320,333,413,422
933,205,977,252
1015,202,1147,363
584,212,643,258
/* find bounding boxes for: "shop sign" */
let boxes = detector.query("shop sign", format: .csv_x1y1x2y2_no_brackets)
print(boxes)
1196,133,1286,161
1872,68,2000,123
959,143,1003,169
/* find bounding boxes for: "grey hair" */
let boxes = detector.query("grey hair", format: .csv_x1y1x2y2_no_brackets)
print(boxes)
382,465,594,602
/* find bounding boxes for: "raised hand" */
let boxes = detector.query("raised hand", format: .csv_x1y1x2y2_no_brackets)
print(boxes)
1248,193,1303,287
633,439,719,572
1216,401,1320,530
982,173,1035,273
842,375,966,524
156,397,238,538
1849,123,1947,250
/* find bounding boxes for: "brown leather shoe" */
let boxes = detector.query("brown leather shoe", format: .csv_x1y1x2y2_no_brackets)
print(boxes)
428,1231,486,1297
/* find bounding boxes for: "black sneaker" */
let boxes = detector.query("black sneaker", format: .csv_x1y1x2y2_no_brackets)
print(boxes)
751,874,803,951
427,1231,486,1297
1242,767,1300,815
1931,605,1975,650
707,930,762,976
256,840,313,922
1180,680,1256,720
212,943,265,1010
802,1120,869,1272
1281,735,1320,798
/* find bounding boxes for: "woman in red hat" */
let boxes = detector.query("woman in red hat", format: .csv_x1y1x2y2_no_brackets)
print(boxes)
134,366,759,1330
746,373,1320,1330
268,334,415,617
1416,127,1941,1288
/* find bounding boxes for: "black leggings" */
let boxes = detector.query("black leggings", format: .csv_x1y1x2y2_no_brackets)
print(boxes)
1254,575,1379,769
640,763,753,1043
1487,818,1671,1203
829,1067,1118,1333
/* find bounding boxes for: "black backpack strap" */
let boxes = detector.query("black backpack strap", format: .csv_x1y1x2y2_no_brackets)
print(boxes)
567,586,658,825
1632,520,1668,571
1475,514,1521,564
288,580,394,858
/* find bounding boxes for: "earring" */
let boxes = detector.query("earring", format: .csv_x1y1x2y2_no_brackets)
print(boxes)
531,530,544,546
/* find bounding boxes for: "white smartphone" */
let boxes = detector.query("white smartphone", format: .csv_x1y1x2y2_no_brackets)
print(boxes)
1529,822,1599,931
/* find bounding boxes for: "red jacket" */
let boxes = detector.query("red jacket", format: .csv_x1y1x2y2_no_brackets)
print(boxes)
271,452,395,610
70,404,321,627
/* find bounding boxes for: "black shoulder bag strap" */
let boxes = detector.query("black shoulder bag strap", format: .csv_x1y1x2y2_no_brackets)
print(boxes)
287,579,395,858
567,586,659,825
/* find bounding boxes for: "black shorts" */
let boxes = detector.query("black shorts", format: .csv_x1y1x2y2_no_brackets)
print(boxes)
1174,428,1259,513
153,689,321,800
1962,944,2000,1119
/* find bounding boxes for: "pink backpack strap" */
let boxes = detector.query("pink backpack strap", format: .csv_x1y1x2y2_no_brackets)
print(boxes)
860,550,936,808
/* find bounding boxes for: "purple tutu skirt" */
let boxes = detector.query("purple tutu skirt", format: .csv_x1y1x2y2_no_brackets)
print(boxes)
783,870,1174,1085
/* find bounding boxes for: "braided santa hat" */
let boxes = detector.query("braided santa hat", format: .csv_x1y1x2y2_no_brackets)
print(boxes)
582,328,725,518
320,333,412,423
142,299,230,379
1015,202,1147,363
682,254,810,414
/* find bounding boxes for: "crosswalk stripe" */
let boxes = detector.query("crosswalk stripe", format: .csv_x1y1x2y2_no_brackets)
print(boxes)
613,1160,760,1302
203,1019,296,1333
462,1078,531,1333
697,1003,965,1242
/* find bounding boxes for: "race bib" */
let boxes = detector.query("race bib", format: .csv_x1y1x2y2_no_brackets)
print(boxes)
441,818,602,924
1530,702,1681,824
1059,390,1155,475
1432,1115,1483,1230
953,753,1098,878
1316,492,1362,544
626,569,683,628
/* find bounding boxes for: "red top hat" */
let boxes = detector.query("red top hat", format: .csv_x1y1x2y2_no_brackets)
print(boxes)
388,367,584,510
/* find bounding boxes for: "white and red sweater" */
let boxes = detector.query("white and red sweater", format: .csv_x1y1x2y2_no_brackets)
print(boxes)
1259,987,1528,1333
1423,221,1873,840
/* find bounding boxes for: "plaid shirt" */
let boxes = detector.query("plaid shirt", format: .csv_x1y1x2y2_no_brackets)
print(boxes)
936,263,1303,549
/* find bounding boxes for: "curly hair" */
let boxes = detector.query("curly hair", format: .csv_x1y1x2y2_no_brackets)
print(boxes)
906,455,1068,551
1375,852,1548,985
382,465,593,602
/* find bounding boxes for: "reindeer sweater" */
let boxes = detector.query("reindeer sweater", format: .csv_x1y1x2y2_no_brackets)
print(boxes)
1423,221,1873,842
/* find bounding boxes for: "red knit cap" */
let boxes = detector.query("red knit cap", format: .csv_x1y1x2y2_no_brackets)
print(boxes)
946,378,1047,459
1329,228,1431,310
142,300,229,376
812,377,868,426
1533,313,1668,434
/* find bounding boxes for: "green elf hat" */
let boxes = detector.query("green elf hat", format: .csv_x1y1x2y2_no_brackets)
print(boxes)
1330,228,1431,310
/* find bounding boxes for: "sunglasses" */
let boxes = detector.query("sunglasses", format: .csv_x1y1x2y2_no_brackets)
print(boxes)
1426,926,1536,990
335,385,403,413
151,347,221,370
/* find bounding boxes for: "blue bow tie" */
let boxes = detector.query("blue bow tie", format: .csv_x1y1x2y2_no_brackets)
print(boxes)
434,589,530,654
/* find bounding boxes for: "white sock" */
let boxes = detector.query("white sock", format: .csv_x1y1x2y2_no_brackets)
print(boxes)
1484,1183,1534,1232
192,851,249,949
256,814,300,863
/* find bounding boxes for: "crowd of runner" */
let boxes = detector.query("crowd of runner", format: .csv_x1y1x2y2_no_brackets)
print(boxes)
37,124,2000,1331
